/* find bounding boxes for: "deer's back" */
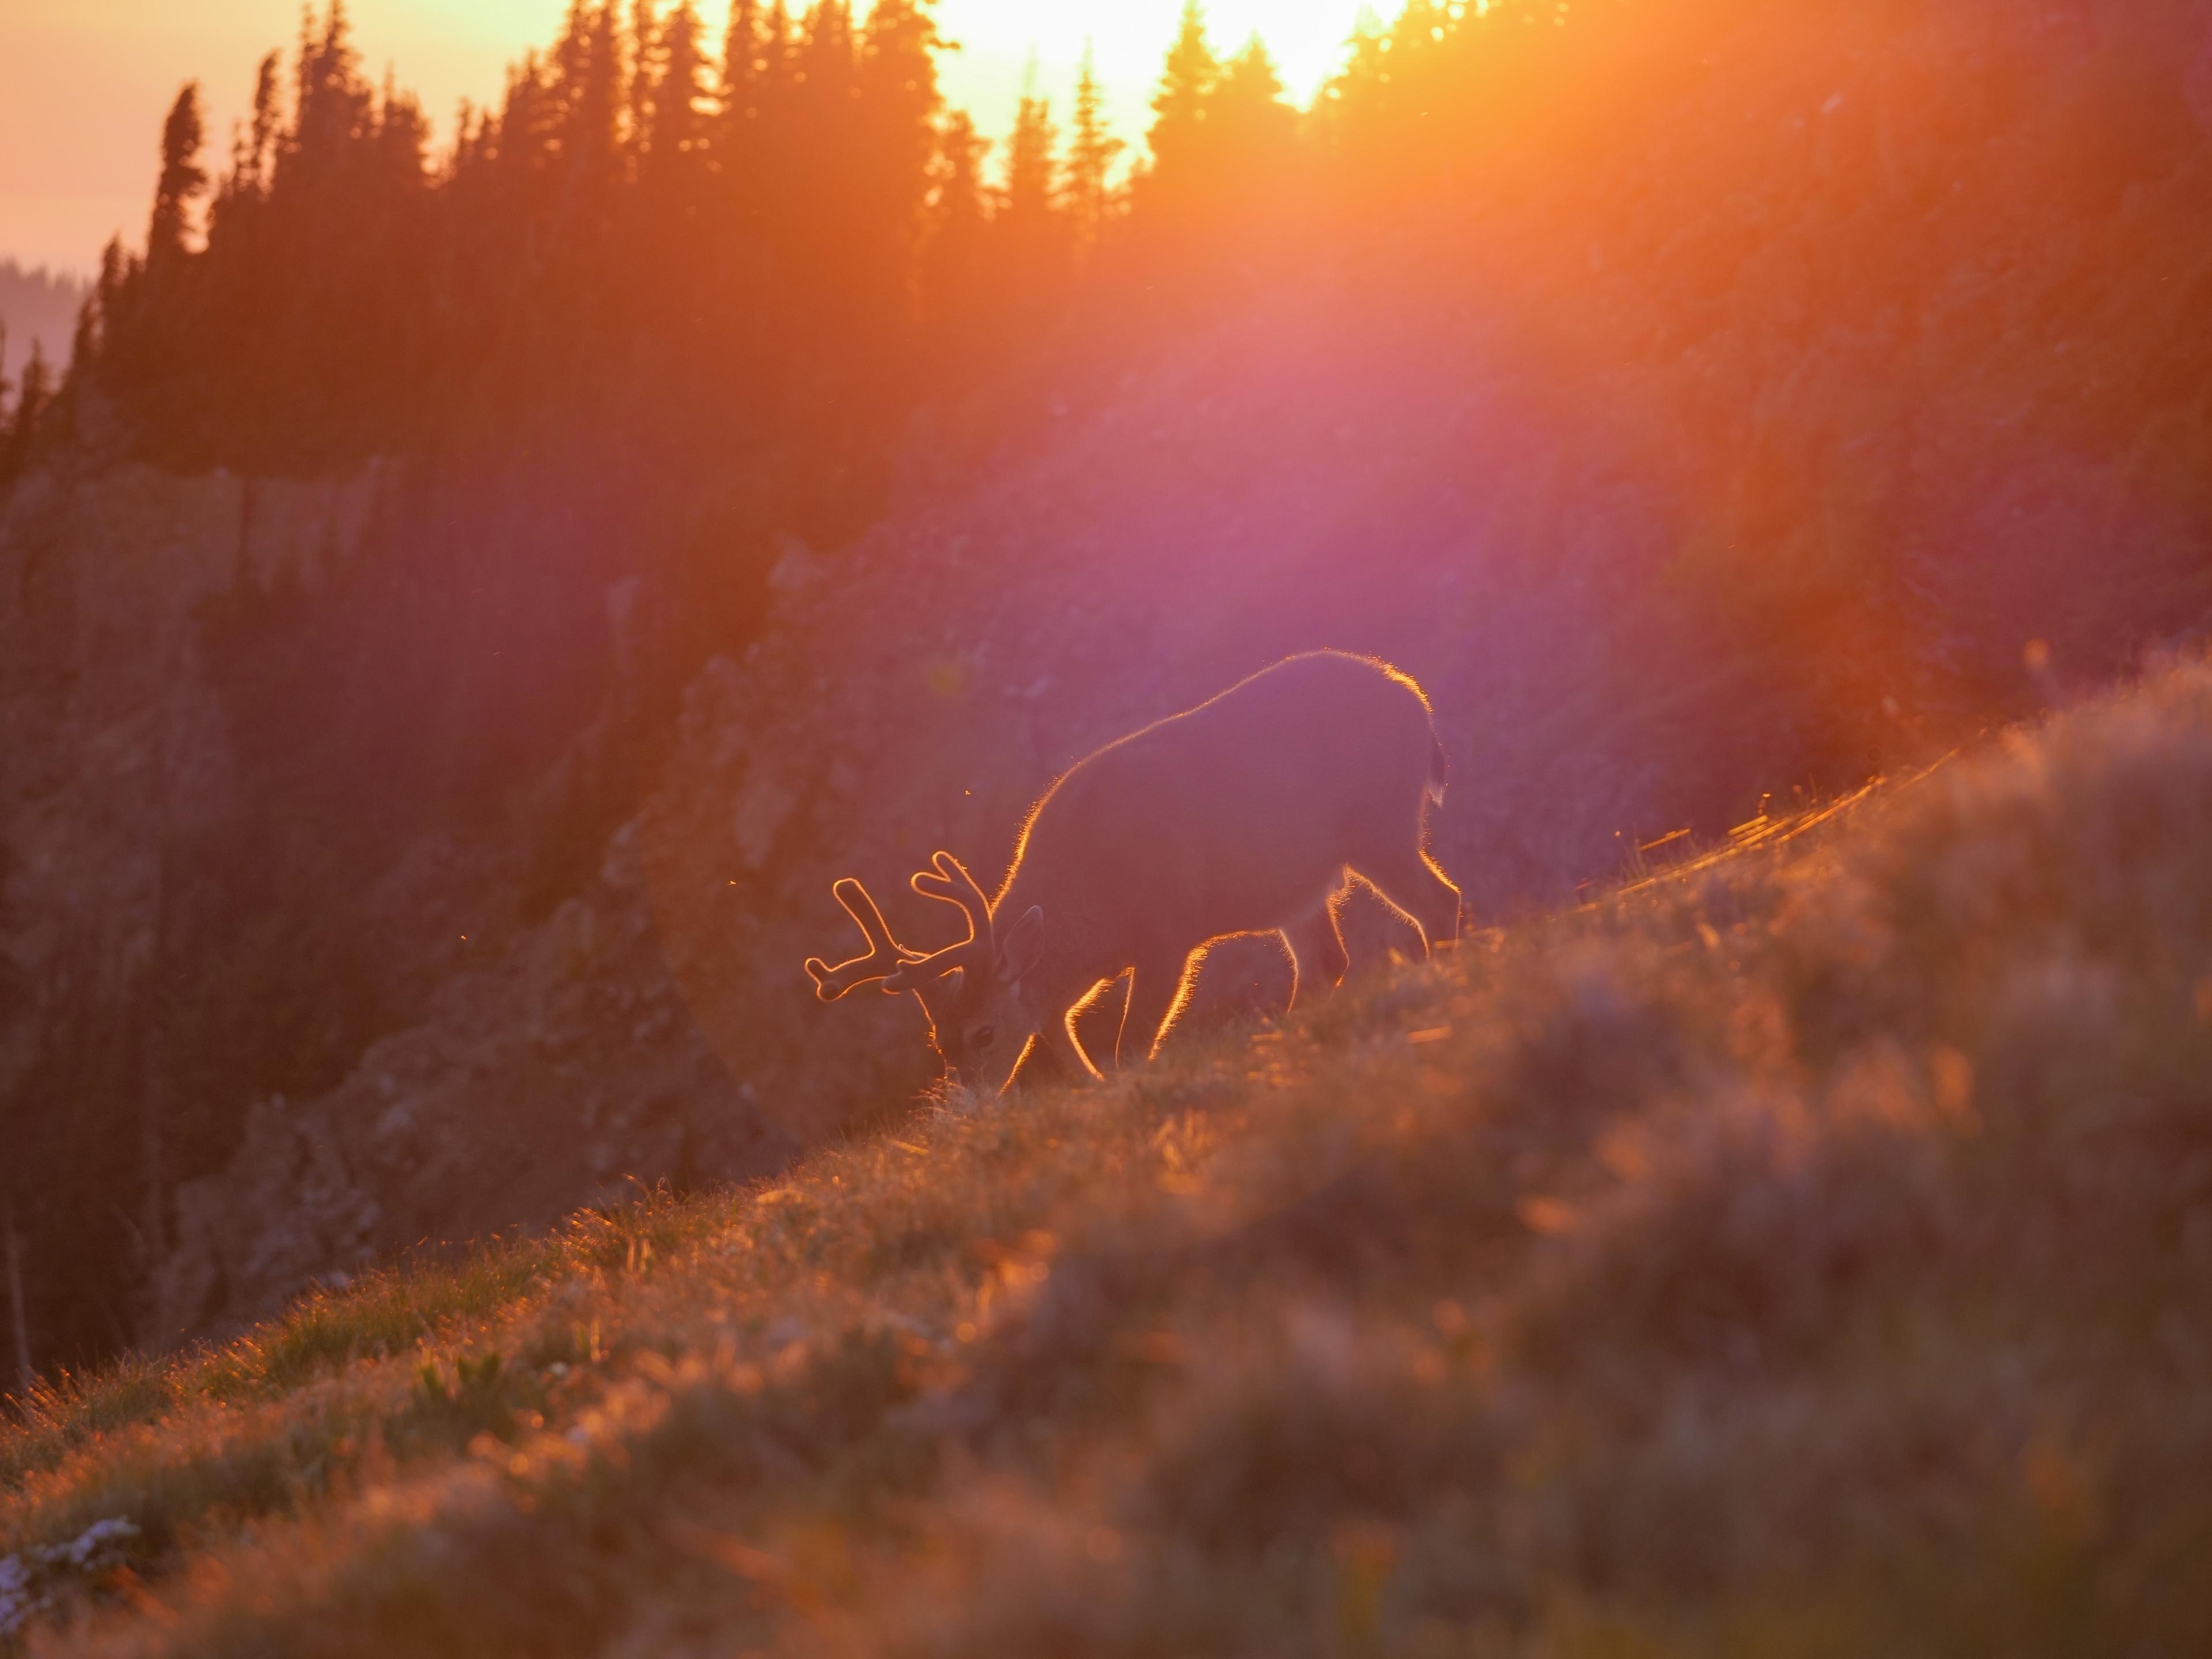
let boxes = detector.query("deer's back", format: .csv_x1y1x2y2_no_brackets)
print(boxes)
1015,652,1438,959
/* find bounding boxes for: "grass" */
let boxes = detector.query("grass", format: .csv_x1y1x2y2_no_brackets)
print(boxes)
9,656,2212,1654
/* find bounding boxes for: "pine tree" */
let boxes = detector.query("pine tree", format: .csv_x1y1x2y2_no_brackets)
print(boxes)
628,0,659,152
1212,35,1297,190
93,237,134,344
287,5,373,192
69,293,100,372
1139,0,1220,221
998,70,1069,302
641,1,711,177
923,108,990,328
719,0,760,128
783,0,865,314
799,0,858,102
859,0,944,285
1064,42,1125,260
230,52,283,202
0,339,51,482
757,0,799,135
557,2,626,202
148,83,209,270
370,78,430,190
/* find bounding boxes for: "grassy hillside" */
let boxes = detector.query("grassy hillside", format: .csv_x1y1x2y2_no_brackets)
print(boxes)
6,657,2212,1655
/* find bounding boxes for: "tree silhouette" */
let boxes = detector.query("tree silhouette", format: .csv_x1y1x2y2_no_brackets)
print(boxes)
639,1,711,177
148,83,209,271
81,0,1643,471
1138,0,1221,226
1065,42,1125,262
999,70,1066,281
1210,36,1298,209
858,0,944,293
0,339,50,482
922,108,990,347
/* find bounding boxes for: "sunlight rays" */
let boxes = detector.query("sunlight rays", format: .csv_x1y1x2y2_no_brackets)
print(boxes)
934,0,1375,147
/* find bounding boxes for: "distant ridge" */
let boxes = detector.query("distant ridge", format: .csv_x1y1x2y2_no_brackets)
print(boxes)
0,259,88,373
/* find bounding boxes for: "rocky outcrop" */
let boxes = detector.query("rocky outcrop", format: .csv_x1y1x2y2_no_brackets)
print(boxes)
143,823,789,1344
0,458,792,1353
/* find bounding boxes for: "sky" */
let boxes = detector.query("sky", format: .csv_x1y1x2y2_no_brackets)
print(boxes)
0,1,1380,278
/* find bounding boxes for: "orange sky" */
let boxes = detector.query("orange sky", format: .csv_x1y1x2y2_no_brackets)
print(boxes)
0,1,1374,276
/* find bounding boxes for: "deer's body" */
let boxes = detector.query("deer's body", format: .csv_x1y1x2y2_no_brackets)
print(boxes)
807,650,1462,1093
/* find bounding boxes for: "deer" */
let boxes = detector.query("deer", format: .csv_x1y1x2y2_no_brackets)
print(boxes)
804,650,1464,1096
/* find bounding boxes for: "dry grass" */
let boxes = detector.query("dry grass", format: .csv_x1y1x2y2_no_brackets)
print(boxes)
9,658,2212,1655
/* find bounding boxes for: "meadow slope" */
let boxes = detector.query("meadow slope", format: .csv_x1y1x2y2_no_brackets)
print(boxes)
6,656,2212,1655
10,0,2210,1376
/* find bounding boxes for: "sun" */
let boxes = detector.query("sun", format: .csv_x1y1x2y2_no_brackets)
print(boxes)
932,0,1379,154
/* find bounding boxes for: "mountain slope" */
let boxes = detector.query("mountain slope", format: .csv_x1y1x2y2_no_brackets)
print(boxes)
7,654,2211,1656
7,0,2210,1398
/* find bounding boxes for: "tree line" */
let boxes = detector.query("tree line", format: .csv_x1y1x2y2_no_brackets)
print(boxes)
0,0,1609,479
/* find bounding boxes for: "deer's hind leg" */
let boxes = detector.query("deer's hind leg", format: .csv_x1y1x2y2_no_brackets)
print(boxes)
1350,842,1463,953
1282,895,1347,1008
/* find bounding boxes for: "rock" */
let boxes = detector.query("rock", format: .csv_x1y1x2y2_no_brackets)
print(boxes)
733,772,799,871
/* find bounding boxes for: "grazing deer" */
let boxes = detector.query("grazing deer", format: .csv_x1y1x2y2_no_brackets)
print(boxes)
805,650,1463,1094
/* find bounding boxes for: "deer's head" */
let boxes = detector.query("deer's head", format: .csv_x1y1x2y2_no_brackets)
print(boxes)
805,851,1046,1095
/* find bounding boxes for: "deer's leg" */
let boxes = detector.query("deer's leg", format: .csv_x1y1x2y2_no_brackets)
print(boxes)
1119,949,1199,1067
1351,846,1464,954
1282,901,1347,1009
1035,1001,1104,1084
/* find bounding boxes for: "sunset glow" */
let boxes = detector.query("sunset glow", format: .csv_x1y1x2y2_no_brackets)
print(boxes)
0,0,1376,274
5,0,2210,1645
934,0,1368,149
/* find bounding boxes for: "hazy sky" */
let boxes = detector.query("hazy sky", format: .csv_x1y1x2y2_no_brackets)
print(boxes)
0,1,1377,276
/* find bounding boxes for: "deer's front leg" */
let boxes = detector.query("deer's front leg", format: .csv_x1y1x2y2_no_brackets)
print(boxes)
1119,951,1196,1067
1030,1002,1103,1086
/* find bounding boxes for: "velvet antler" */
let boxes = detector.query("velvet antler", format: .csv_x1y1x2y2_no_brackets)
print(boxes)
804,878,926,1001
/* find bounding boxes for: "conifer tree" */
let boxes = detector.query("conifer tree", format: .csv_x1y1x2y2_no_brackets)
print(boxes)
230,52,283,202
1140,0,1220,220
922,108,990,333
628,0,659,150
711,0,768,285
147,83,209,270
756,0,800,147
785,0,865,310
1321,0,1450,184
1003,77,1060,220
998,71,1070,302
93,237,134,346
0,340,50,482
287,5,372,191
859,0,944,282
69,294,100,373
558,2,626,203
800,0,858,102
1212,35,1297,190
641,1,711,176
719,0,760,127
1065,41,1125,260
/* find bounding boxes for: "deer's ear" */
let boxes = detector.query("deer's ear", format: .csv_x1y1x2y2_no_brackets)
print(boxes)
999,905,1046,983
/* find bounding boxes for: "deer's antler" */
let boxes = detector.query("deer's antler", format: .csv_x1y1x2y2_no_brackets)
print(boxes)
805,878,926,1001
884,851,996,993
